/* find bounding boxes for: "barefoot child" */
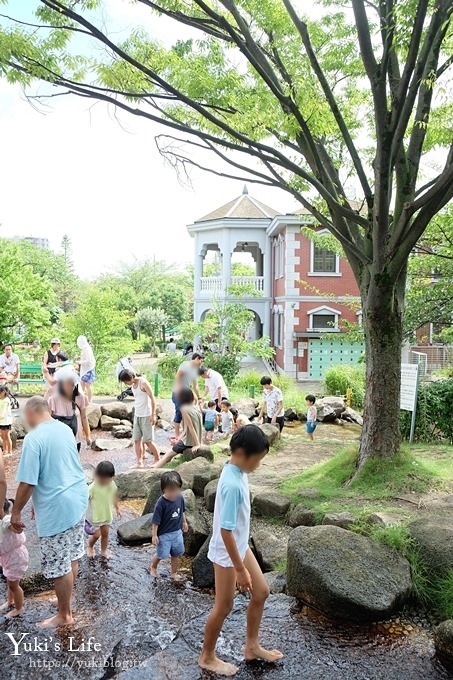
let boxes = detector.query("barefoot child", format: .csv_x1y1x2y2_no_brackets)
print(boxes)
150,471,188,579
204,400,218,443
305,394,317,440
220,400,234,439
0,499,29,618
0,385,13,455
117,369,159,467
199,425,283,676
86,461,121,558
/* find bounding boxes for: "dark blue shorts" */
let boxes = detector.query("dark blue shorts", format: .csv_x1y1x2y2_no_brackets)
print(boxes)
156,529,184,560
172,391,183,424
306,422,317,434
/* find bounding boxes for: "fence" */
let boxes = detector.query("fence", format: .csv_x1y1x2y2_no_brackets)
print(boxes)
409,345,453,376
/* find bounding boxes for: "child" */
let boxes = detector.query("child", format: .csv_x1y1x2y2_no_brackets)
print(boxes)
258,376,285,432
199,426,283,676
150,471,188,580
86,461,121,559
204,400,218,442
153,388,203,469
305,394,317,440
220,400,234,439
0,385,13,455
117,368,159,467
0,499,29,618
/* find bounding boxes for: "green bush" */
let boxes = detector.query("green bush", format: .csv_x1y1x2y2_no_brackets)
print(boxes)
401,379,453,443
324,364,365,408
204,353,241,384
232,371,293,394
157,354,182,379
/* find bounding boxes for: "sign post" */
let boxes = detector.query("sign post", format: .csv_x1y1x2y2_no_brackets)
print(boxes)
400,363,419,443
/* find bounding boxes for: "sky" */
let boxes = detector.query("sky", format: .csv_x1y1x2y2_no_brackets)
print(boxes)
0,0,294,278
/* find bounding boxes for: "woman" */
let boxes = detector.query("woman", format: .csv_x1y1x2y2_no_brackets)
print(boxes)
42,338,68,397
47,366,91,452
77,336,96,403
154,388,203,469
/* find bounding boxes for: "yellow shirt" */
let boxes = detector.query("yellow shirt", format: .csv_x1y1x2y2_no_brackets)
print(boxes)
87,481,117,525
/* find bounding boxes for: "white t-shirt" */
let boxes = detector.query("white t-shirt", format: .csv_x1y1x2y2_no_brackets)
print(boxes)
0,353,20,375
221,410,234,434
208,462,250,568
166,342,177,355
205,369,229,400
263,386,284,418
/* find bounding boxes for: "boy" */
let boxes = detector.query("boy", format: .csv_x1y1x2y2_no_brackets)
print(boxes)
199,425,283,676
258,376,285,432
86,461,121,559
118,369,159,467
305,394,317,440
204,400,218,442
220,400,234,439
150,471,188,580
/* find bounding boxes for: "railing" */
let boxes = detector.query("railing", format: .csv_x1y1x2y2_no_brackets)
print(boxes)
199,276,265,294
231,276,265,292
200,277,224,293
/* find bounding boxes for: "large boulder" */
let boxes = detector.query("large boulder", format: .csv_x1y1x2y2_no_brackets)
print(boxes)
116,469,163,500
11,416,28,440
178,458,212,488
193,463,223,497
142,471,168,515
100,415,121,431
409,516,453,578
284,407,299,422
287,525,412,621
112,426,133,439
83,463,96,483
101,402,130,420
184,502,210,557
259,423,281,447
251,529,287,572
434,620,453,672
204,479,219,512
192,535,214,588
322,512,355,530
231,398,258,419
316,396,345,423
91,438,132,452
264,571,287,594
86,403,102,429
367,512,402,528
288,504,319,528
117,514,154,544
179,446,214,464
341,407,363,426
155,398,175,424
252,492,291,518
156,419,173,432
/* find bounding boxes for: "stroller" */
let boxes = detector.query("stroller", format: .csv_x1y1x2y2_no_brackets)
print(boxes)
116,356,134,401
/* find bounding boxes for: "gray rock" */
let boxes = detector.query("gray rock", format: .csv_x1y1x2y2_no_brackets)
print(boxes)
287,525,412,621
120,419,132,427
155,398,175,424
11,416,28,439
116,469,163,500
259,423,281,447
142,471,168,515
192,535,214,588
316,396,345,423
156,419,173,431
86,403,102,429
83,463,96,483
101,402,130,420
252,492,291,518
91,438,132,452
284,407,299,421
322,512,355,529
341,407,363,426
100,415,121,431
367,512,402,528
296,488,320,499
251,529,287,572
179,445,214,464
112,426,133,439
204,479,219,512
182,488,197,513
193,463,223,497
409,516,453,578
184,507,210,557
264,571,287,594
117,514,154,544
288,504,319,527
178,458,212,488
434,620,453,672
231,397,258,419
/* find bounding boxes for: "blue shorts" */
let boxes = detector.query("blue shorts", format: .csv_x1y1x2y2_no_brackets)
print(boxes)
156,529,184,560
172,391,183,425
204,421,215,432
306,422,317,434
82,369,96,384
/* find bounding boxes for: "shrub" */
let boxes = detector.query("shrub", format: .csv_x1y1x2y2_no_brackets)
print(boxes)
157,354,181,379
232,371,293,394
401,379,453,443
203,353,241,384
324,364,365,408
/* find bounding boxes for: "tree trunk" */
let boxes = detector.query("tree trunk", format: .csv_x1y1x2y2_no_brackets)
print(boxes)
356,279,405,471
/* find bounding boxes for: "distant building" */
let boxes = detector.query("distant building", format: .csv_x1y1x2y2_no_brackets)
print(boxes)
23,236,49,249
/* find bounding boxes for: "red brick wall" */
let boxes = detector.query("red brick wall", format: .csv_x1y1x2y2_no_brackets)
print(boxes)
294,232,359,297
271,227,287,300
295,301,358,333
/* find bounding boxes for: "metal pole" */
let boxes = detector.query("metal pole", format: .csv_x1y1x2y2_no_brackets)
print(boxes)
409,363,420,444
248,385,255,399
154,373,159,398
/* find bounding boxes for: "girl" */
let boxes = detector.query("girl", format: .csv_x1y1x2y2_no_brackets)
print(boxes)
86,461,121,559
77,336,96,403
48,365,91,452
0,499,29,618
154,388,203,469
0,385,13,455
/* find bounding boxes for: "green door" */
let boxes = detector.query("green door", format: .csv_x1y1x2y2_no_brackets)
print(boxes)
309,338,365,379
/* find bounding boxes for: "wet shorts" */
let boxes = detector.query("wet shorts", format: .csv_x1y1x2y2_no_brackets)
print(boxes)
306,422,317,434
155,529,185,560
133,416,154,442
39,519,85,579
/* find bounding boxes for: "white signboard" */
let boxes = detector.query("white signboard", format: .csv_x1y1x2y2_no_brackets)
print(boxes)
400,363,419,412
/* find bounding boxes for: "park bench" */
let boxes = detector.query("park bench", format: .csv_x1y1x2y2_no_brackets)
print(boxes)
16,364,45,391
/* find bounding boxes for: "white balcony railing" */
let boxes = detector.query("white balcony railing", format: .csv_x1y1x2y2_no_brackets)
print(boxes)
199,276,265,295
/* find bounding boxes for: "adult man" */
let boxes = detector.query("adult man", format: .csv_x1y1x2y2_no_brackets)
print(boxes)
258,376,285,432
172,352,203,438
10,397,88,628
166,337,177,355
199,365,229,409
0,344,20,383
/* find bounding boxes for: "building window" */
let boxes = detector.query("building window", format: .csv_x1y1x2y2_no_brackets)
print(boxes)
309,231,339,275
273,305,284,347
274,235,284,279
308,306,340,332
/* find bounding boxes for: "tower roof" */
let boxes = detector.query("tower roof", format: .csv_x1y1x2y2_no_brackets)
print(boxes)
196,186,280,223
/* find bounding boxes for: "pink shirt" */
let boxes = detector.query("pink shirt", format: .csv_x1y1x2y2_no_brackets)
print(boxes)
48,392,89,443
0,516,29,581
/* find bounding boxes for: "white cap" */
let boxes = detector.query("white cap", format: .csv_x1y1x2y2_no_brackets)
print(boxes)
50,338,61,345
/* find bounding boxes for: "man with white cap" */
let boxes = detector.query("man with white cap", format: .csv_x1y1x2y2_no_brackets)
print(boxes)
42,338,68,397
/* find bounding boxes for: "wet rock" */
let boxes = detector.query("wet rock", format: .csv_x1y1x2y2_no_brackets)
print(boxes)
284,407,299,421
184,498,210,557
367,512,403,528
117,513,154,544
252,492,291,518
204,479,219,512
341,406,363,426
287,525,412,621
192,462,223,497
178,457,212,488
251,529,287,572
180,445,214,464
86,403,102,429
434,620,453,672
100,415,121,431
322,512,355,529
192,535,214,588
288,504,319,527
156,419,172,431
91,438,132,452
112,426,133,439
316,396,345,423
116,469,163,500
101,402,130,420
264,571,287,594
142,471,168,514
231,397,258,419
259,422,281,447
182,488,197,513
409,516,453,578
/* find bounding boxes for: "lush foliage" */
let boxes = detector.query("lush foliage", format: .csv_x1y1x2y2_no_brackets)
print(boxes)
401,379,453,443
157,353,182,380
134,307,168,356
202,353,241,385
324,364,366,408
